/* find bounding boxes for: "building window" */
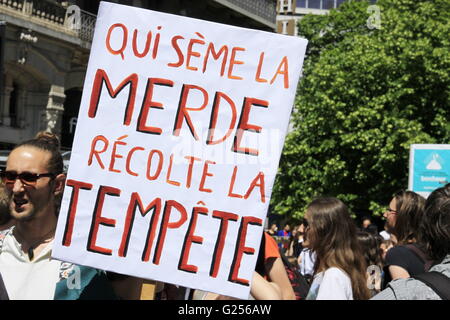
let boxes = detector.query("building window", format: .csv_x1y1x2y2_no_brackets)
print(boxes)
324,0,336,9
9,82,18,127
308,0,322,9
297,0,351,9
296,0,307,8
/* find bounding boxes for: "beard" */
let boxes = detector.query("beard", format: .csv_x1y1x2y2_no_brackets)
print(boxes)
8,190,53,222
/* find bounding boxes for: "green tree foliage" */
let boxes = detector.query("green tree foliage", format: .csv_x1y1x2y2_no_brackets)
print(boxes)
271,0,450,219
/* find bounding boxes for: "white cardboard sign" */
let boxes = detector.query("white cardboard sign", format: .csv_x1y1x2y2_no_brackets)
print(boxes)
53,1,307,299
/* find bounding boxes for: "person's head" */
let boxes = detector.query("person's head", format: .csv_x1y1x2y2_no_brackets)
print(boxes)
383,190,425,245
0,132,66,223
300,218,310,246
380,239,394,261
0,182,11,226
270,223,277,231
305,197,370,300
291,225,299,236
298,219,306,234
283,224,290,232
366,224,378,236
362,216,372,229
356,231,382,269
418,183,450,261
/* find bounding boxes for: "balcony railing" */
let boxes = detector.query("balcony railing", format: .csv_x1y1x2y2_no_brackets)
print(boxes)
77,8,96,42
215,0,277,27
31,0,66,25
0,0,96,43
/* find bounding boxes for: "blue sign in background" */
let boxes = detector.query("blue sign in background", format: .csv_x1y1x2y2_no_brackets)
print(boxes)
412,149,450,193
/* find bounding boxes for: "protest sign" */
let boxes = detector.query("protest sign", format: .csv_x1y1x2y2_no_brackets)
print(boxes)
409,144,450,198
52,1,307,299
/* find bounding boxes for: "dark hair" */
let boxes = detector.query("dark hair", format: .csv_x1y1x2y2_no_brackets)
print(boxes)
419,183,450,261
0,183,11,225
13,131,63,175
307,197,370,300
356,231,383,269
392,190,425,245
366,224,379,235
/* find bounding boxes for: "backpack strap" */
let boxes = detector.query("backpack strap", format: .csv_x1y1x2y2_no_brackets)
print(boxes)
413,271,450,300
405,244,434,271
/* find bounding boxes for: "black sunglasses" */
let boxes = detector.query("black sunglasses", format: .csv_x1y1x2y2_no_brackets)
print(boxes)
0,170,55,187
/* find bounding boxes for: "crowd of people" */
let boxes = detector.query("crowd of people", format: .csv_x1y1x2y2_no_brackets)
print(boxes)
0,132,448,300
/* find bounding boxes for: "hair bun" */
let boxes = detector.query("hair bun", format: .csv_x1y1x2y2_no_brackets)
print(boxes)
34,131,61,150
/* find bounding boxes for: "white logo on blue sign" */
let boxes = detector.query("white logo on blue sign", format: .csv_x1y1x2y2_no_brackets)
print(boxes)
410,147,450,196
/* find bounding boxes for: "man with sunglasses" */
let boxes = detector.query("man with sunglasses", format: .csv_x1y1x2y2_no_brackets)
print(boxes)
0,132,68,299
373,184,450,300
0,132,130,300
1,149,64,231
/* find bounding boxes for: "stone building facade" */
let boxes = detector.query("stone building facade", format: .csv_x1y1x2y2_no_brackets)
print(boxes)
0,0,93,148
0,0,276,149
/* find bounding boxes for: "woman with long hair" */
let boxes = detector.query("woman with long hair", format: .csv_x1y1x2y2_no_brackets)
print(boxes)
373,183,450,300
305,197,370,300
383,190,431,286
384,190,425,245
356,231,384,297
